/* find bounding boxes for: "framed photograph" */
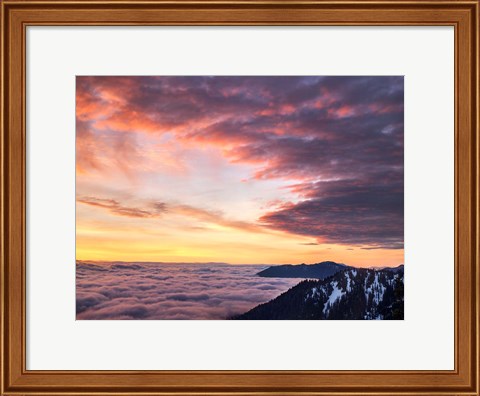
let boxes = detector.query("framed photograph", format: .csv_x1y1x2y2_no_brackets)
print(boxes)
75,75,405,321
1,1,478,395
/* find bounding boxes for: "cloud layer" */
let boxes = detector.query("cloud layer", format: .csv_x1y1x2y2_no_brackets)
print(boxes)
76,261,299,319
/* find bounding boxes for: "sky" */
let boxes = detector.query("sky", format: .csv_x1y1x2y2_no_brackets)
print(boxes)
76,76,404,267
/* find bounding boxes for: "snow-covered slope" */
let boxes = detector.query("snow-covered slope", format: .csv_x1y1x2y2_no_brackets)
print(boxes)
233,267,404,320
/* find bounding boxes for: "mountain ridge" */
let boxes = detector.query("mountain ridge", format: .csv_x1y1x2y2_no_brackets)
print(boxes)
234,266,404,320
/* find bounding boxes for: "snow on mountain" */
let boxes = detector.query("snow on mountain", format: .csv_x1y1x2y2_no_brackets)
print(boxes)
233,266,404,320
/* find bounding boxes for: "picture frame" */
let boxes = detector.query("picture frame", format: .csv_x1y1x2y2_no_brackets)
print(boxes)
1,0,478,395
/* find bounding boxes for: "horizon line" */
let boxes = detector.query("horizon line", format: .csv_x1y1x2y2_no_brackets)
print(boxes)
76,259,404,269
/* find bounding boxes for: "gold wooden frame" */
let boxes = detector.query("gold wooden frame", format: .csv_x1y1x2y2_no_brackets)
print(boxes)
1,1,478,395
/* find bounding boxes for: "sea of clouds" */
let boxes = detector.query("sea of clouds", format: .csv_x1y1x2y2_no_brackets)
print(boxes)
76,261,300,320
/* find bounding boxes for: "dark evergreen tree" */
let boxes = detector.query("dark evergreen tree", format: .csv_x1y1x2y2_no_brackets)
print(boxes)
232,267,404,320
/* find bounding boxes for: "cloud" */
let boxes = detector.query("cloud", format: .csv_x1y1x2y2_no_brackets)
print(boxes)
260,178,404,249
172,204,265,233
77,195,269,234
76,261,299,320
77,196,167,218
76,291,108,314
77,76,404,249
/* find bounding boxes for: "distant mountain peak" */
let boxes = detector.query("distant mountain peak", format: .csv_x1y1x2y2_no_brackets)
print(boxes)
257,261,351,280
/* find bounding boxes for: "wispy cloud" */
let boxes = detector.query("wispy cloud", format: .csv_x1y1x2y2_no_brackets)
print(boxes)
77,196,167,219
77,195,270,234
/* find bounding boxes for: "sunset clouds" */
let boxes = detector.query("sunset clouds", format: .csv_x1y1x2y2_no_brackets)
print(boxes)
76,76,404,266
